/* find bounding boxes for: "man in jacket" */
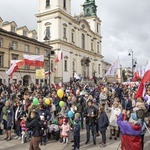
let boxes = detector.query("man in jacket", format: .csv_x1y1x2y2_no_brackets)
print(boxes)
84,100,98,145
25,110,41,150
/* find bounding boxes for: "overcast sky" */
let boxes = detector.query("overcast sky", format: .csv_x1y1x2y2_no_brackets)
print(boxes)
0,0,150,68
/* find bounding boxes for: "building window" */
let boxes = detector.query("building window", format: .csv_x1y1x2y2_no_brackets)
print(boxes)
0,38,2,47
51,60,54,71
44,50,48,56
46,0,50,7
71,32,74,43
23,30,27,36
12,54,18,60
73,61,75,72
63,28,66,39
97,23,99,33
44,60,48,71
63,0,66,9
92,63,94,72
81,33,85,49
97,42,99,53
35,47,39,55
24,64,29,69
91,42,93,51
46,26,50,39
32,34,36,39
98,64,101,74
12,41,18,50
25,45,29,52
11,26,16,32
0,53,4,67
35,66,40,69
64,60,67,71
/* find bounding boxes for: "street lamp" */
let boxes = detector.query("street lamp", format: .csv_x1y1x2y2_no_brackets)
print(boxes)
8,42,13,99
43,30,51,88
128,49,137,78
43,30,54,89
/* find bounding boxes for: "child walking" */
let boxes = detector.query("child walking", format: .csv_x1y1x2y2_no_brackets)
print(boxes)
60,118,70,145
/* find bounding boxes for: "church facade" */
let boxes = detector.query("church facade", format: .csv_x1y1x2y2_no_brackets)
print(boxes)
36,0,103,83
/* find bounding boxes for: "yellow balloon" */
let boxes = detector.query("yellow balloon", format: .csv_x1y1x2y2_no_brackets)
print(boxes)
57,89,64,98
104,87,107,92
45,98,51,105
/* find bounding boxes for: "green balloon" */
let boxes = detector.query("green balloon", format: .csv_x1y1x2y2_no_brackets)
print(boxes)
33,98,39,106
59,101,65,108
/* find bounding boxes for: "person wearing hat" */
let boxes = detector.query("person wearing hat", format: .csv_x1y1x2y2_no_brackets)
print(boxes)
25,110,41,150
84,99,98,145
72,118,80,150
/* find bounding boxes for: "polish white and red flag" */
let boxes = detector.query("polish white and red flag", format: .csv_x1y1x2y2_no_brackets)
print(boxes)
45,70,52,76
53,65,57,72
51,82,56,88
56,82,62,90
55,48,63,63
23,54,44,67
11,60,25,67
6,62,18,78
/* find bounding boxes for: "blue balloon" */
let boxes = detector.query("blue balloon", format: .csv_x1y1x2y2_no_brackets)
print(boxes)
68,110,74,118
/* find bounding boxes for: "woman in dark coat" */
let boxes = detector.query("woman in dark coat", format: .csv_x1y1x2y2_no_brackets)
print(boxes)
0,101,14,140
98,105,109,147
14,100,24,139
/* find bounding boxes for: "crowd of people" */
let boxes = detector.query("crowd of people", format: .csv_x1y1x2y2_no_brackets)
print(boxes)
0,80,149,150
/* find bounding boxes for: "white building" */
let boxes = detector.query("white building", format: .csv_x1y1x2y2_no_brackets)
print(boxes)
36,0,103,83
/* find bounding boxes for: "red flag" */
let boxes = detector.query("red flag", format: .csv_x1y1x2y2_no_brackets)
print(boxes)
51,82,56,88
135,70,150,98
55,48,63,63
23,54,44,67
11,60,25,67
6,63,18,78
56,82,62,90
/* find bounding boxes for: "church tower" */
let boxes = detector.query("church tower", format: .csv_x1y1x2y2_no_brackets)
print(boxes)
36,0,71,41
83,0,101,35
83,0,97,17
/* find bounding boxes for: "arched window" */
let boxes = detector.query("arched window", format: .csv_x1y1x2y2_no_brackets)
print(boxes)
87,8,90,15
63,0,66,9
82,34,85,49
73,61,75,72
46,0,50,7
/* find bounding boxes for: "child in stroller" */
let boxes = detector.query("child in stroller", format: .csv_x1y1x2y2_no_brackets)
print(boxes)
47,119,60,141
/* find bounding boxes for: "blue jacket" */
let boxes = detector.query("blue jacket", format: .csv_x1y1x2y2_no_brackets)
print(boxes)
98,111,109,131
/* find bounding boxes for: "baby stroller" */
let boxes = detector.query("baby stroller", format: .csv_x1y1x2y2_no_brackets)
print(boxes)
47,119,60,141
